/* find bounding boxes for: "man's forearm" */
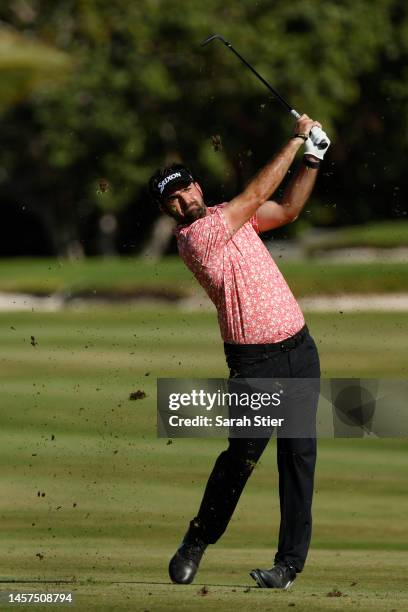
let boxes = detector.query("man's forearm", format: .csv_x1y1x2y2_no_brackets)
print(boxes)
279,160,319,221
242,137,304,205
224,114,321,234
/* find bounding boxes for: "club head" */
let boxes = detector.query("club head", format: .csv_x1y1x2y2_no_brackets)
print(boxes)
201,34,230,47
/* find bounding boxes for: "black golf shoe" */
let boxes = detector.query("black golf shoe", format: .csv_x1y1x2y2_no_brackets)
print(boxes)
250,561,297,589
169,535,207,584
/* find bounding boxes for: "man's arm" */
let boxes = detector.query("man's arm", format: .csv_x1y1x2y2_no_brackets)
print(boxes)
255,158,320,232
222,114,319,234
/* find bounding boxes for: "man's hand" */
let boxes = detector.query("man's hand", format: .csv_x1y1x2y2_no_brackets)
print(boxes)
304,127,331,160
292,114,321,141
293,115,331,160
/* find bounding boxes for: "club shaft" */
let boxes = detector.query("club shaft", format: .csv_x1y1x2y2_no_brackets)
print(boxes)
225,43,297,115
202,34,329,150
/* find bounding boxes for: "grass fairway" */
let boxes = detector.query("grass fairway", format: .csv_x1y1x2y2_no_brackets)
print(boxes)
0,307,407,610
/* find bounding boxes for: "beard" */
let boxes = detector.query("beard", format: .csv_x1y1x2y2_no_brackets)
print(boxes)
184,201,207,223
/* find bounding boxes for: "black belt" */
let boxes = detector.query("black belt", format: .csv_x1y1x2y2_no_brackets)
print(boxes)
224,325,308,356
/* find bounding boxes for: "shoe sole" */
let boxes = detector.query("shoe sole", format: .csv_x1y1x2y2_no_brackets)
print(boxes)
250,569,294,590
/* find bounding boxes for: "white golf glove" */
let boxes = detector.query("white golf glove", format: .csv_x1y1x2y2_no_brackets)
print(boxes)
304,127,331,160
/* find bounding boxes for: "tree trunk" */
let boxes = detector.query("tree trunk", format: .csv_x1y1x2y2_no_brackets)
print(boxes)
142,215,176,260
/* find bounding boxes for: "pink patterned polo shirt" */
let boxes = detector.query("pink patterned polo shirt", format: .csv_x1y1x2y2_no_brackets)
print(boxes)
175,203,305,344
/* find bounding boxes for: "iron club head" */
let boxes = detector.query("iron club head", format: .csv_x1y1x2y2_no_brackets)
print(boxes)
201,34,230,47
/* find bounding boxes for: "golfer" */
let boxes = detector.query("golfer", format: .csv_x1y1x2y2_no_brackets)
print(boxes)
149,115,330,589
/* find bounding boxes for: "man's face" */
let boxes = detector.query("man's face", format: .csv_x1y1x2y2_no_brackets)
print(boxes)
161,181,207,224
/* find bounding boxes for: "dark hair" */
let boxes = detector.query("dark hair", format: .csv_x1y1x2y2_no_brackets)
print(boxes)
148,163,195,206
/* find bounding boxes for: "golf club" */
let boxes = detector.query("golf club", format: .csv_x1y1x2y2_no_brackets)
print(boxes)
201,33,329,150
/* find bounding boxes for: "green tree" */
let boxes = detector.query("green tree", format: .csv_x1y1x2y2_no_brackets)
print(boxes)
0,26,69,112
0,0,407,256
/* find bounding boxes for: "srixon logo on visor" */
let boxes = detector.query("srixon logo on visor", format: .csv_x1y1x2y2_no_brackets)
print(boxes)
158,172,182,194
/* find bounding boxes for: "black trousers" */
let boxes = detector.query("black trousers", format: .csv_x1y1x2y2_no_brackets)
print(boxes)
187,326,320,572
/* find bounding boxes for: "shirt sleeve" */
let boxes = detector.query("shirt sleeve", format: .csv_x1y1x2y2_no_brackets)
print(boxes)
249,213,260,234
218,202,259,235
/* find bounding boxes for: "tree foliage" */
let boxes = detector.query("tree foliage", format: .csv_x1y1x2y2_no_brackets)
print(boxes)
0,0,407,255
0,26,70,112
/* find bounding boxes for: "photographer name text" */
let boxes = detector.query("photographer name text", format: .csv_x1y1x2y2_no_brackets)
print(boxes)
168,415,284,427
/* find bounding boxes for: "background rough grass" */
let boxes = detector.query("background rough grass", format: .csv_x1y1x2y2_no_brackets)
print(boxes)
304,220,408,255
1,257,408,296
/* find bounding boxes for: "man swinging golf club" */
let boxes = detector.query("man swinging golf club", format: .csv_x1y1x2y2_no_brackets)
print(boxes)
149,114,330,589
